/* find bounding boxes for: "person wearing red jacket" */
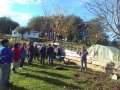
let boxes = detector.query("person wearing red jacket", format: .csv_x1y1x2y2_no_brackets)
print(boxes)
11,43,21,73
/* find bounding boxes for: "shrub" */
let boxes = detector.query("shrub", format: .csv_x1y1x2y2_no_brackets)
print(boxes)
9,40,14,49
9,39,22,49
73,37,78,43
38,38,51,42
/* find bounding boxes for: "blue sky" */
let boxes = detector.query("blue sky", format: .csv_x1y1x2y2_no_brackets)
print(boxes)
0,0,95,26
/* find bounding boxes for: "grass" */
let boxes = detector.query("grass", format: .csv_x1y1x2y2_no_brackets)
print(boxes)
1,39,120,90
1,59,119,90
7,60,82,90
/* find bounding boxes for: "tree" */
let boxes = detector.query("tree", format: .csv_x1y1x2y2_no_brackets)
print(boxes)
27,16,42,32
0,16,19,34
82,0,120,40
15,26,29,40
27,16,51,38
87,18,105,45
62,15,84,41
111,39,118,48
50,5,68,42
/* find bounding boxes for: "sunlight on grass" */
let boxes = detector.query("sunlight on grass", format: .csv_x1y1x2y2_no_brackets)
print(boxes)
7,60,81,90
0,58,120,90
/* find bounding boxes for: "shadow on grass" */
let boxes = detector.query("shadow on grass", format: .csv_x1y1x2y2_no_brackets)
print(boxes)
18,73,82,90
25,61,65,69
39,70,70,79
24,64,57,70
63,65,79,70
21,68,70,79
24,61,79,72
8,85,29,90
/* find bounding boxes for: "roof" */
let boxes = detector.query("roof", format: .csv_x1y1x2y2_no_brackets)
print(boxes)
12,30,39,33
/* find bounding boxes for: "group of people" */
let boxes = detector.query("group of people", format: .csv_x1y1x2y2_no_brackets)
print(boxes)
0,39,28,90
0,38,87,90
27,41,62,65
0,39,63,90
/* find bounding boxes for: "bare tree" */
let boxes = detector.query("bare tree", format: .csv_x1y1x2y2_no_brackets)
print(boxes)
41,2,68,42
81,0,120,39
50,5,68,42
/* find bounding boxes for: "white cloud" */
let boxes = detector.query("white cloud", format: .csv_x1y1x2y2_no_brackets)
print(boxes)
13,0,29,4
0,0,53,23
0,0,38,25
13,0,42,4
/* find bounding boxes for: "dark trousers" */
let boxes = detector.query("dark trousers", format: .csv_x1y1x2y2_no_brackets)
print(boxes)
34,53,39,61
27,54,29,59
80,57,87,69
28,53,34,64
20,58,25,67
40,54,45,64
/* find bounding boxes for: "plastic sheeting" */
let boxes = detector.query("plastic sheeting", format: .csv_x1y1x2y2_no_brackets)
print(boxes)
87,45,120,62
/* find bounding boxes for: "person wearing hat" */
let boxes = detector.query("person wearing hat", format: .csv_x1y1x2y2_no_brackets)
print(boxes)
0,39,14,90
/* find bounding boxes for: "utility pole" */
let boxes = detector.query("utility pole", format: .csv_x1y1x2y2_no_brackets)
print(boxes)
10,25,11,38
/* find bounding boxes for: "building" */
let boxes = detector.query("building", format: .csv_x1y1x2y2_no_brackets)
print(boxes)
12,30,39,39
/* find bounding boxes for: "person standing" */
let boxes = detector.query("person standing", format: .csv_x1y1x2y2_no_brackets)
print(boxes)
28,42,34,65
79,46,88,71
34,45,39,61
47,44,54,64
40,44,46,64
56,45,62,56
28,40,32,46
11,43,21,73
0,39,14,90
19,43,27,69
26,45,29,59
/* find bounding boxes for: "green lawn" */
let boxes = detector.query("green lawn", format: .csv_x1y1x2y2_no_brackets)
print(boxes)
8,60,81,90
2,59,120,90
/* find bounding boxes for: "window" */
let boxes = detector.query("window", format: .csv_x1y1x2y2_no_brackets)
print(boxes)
33,33,35,35
28,32,30,35
14,32,17,34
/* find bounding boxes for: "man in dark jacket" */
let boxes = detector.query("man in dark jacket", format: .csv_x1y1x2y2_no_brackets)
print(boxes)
56,45,62,56
40,44,46,64
28,42,34,65
0,39,14,90
47,44,54,64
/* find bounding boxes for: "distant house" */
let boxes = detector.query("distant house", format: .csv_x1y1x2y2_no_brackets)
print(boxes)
12,30,39,39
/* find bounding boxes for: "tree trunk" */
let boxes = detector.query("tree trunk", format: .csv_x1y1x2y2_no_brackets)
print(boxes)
52,36,55,43
21,34,24,40
52,32,56,43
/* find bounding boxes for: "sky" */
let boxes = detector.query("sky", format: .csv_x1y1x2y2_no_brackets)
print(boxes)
0,0,95,26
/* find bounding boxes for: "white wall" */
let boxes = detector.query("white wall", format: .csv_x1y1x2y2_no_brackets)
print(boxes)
12,30,39,39
23,31,39,39
12,30,21,38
